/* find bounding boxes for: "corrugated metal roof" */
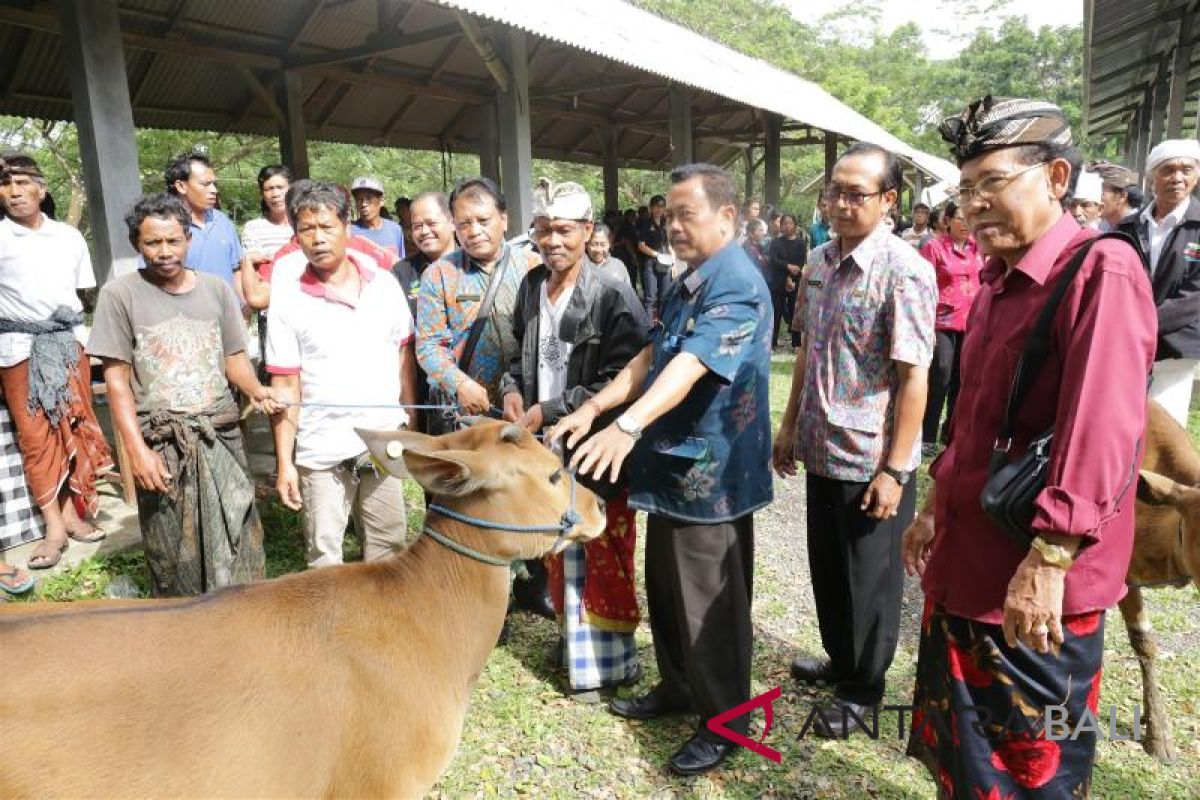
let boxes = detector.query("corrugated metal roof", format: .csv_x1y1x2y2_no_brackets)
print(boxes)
433,0,959,182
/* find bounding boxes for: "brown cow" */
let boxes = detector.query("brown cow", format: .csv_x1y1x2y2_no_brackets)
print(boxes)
0,422,605,798
1124,399,1200,762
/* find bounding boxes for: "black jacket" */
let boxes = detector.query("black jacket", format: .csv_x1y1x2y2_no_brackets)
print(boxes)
501,261,651,428
768,234,807,294
1117,198,1200,360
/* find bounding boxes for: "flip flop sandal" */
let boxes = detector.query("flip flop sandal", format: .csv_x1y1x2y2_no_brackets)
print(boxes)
26,540,68,571
0,566,35,594
67,527,107,544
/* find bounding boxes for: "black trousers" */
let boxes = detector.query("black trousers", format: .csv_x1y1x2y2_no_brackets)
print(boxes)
922,330,963,445
646,513,754,739
805,473,915,705
770,289,788,347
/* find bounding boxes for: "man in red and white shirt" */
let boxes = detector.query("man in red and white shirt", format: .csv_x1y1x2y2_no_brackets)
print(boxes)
267,181,416,567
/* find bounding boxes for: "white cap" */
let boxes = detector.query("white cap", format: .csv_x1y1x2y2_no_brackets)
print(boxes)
1146,139,1200,175
350,176,384,194
531,177,593,220
1074,170,1103,204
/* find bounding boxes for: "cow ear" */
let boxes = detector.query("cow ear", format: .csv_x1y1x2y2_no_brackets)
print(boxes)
356,428,446,478
1137,470,1181,506
402,448,499,496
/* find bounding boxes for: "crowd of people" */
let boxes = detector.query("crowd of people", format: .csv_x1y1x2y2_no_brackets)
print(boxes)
0,90,1194,794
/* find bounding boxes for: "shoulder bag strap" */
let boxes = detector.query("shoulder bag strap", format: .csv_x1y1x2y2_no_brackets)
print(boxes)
991,231,1135,469
458,247,510,374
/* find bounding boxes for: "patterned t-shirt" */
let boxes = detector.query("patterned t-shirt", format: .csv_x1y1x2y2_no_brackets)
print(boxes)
791,223,937,482
87,272,246,413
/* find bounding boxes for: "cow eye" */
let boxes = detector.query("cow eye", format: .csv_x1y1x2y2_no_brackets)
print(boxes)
549,470,562,485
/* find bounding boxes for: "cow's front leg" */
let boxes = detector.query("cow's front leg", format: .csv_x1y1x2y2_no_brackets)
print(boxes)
1119,588,1176,762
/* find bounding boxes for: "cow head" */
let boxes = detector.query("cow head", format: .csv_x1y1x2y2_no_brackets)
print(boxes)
1135,470,1200,584
357,421,607,563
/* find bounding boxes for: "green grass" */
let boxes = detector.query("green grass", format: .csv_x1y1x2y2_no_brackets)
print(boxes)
13,358,1200,797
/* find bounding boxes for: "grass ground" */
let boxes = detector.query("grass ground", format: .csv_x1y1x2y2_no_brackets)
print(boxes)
14,359,1200,798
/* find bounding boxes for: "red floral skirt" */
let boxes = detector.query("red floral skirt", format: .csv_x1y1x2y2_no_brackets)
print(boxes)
907,600,1106,799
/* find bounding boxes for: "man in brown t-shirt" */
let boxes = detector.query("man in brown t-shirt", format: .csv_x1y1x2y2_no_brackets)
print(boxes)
88,193,281,596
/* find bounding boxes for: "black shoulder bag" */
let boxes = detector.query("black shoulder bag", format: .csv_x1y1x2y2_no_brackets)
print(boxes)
426,252,509,435
979,232,1133,545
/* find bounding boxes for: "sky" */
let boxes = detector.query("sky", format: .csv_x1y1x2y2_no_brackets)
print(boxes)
784,0,1083,59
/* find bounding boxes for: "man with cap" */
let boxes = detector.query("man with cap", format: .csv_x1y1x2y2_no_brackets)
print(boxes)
350,176,406,260
551,163,773,776
903,96,1156,798
1070,170,1103,229
501,179,650,701
1118,138,1200,425
1092,162,1143,232
0,154,113,572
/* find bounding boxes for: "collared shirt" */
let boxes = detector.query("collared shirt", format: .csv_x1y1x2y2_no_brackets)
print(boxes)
636,217,669,268
791,224,937,482
0,215,94,367
809,220,831,247
919,233,984,332
416,243,536,401
923,214,1157,623
186,208,244,290
265,251,413,469
1142,196,1191,275
627,240,773,523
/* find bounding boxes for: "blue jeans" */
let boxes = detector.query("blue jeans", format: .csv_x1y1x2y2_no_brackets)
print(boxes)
640,263,674,317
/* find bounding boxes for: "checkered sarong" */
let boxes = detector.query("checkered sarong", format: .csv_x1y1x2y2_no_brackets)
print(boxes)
560,541,638,691
0,405,45,551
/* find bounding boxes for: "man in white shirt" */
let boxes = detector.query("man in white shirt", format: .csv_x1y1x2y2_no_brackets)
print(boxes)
267,181,416,567
1117,139,1200,425
0,155,112,574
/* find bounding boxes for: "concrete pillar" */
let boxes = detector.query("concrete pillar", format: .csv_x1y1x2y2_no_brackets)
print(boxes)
278,70,309,178
1150,56,1170,149
602,128,619,214
55,0,142,283
764,113,782,208
1168,11,1194,138
496,29,532,237
478,97,500,185
823,130,838,185
668,84,693,167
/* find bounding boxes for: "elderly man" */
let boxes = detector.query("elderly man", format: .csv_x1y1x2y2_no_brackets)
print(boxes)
0,155,112,572
553,163,773,776
1093,162,1142,232
772,143,937,735
1118,139,1200,425
902,96,1156,798
501,179,650,700
267,181,416,568
350,176,405,259
1070,170,1103,229
164,149,244,298
89,194,279,595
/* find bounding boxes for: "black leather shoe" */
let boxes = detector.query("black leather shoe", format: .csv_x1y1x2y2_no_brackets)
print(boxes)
668,735,736,776
513,586,556,620
609,684,690,720
790,655,835,684
810,698,875,739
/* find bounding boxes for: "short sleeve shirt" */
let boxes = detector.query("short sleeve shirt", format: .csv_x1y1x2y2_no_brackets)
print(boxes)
791,223,937,482
351,219,406,260
627,240,774,523
0,215,95,367
241,217,293,261
87,272,245,413
187,209,244,290
266,252,414,469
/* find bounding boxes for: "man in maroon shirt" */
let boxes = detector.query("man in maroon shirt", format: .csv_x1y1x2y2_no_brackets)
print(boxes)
901,96,1157,798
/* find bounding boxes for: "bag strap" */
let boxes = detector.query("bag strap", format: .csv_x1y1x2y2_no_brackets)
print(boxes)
991,231,1135,468
458,247,510,375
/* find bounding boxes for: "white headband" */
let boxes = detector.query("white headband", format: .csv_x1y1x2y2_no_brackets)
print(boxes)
531,177,593,220
1146,139,1200,175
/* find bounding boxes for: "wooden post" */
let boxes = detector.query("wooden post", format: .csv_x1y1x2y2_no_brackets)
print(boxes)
823,130,838,185
496,29,532,237
478,97,500,185
668,83,693,167
602,129,619,213
764,113,782,208
1168,10,1195,138
278,70,309,178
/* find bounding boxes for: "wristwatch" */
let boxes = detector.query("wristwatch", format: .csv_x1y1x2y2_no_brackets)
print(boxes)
880,465,911,486
1031,536,1075,569
615,413,643,440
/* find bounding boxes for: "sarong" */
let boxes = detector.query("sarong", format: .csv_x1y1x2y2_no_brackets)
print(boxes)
137,402,265,596
547,491,640,690
907,599,1106,799
0,349,112,515
0,405,44,551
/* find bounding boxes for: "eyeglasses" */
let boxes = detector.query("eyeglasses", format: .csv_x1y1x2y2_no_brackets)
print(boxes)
821,187,885,207
957,162,1047,202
